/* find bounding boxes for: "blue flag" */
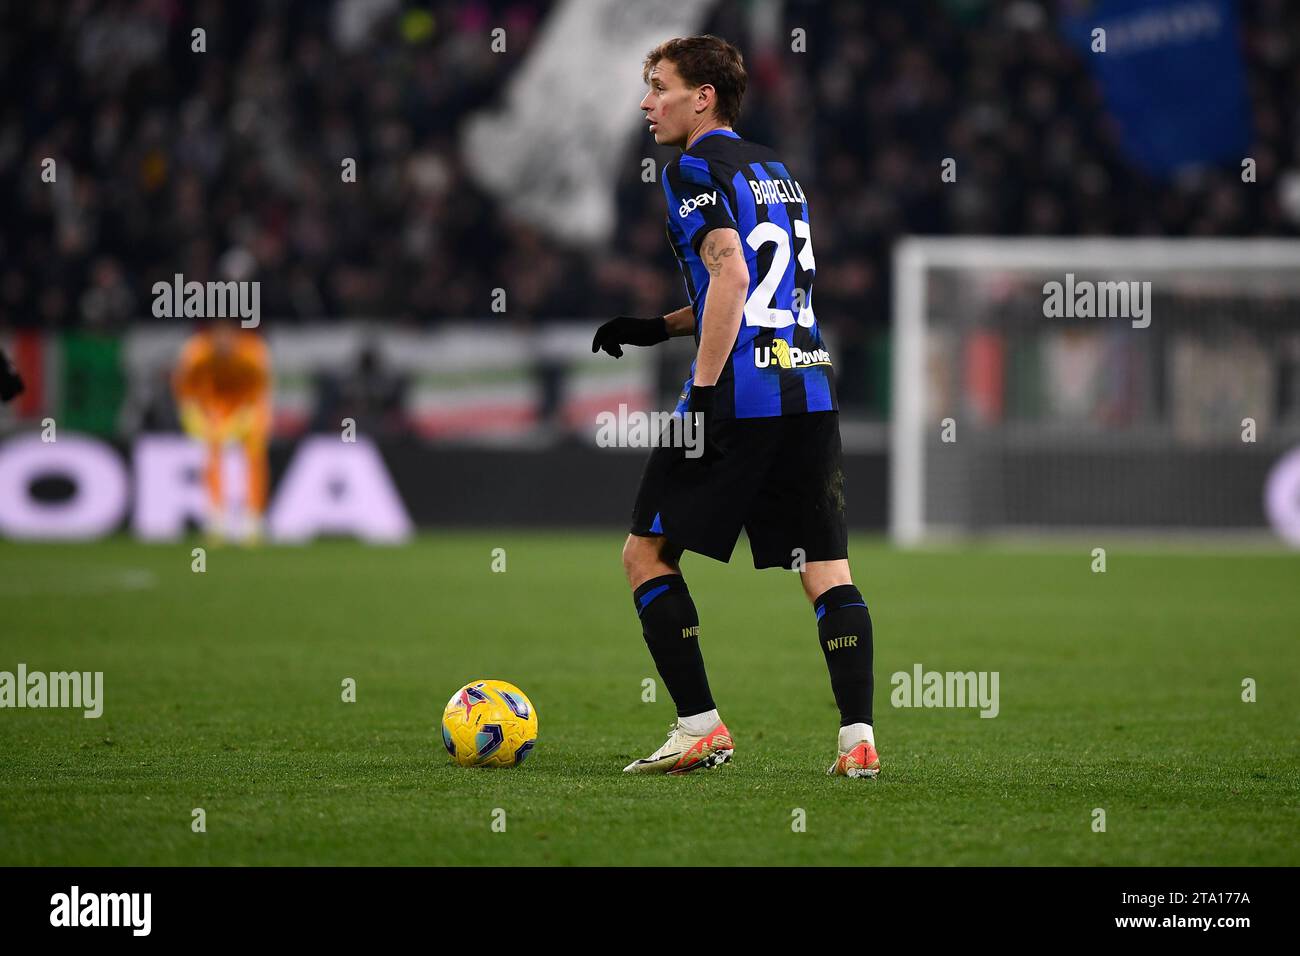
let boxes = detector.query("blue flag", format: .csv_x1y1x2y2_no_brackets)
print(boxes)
1058,0,1251,176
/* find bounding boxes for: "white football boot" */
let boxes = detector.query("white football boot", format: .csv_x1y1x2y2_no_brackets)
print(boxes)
828,722,880,778
623,716,734,775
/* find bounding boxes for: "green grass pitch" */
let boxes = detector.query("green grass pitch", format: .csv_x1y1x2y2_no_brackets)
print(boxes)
1,533,1297,866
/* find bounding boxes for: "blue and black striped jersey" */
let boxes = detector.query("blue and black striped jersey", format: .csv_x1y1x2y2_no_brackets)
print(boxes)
661,128,837,419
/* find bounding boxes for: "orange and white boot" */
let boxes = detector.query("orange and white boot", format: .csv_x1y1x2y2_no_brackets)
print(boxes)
623,713,733,775
828,722,880,778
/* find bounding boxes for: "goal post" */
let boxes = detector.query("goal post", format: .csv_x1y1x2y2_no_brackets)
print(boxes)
890,238,1300,545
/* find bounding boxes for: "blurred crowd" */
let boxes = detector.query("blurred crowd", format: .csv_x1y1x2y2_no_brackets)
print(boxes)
3,0,1299,407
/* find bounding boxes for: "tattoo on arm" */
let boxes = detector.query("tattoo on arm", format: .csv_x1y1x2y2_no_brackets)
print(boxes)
703,233,739,278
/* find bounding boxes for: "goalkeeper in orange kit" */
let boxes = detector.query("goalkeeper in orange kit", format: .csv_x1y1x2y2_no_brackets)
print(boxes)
173,321,272,543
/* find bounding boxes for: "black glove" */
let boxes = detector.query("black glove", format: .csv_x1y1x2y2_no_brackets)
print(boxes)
591,315,669,358
685,383,723,465
0,348,23,403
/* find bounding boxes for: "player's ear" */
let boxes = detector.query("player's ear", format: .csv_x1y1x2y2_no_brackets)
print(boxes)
695,83,715,115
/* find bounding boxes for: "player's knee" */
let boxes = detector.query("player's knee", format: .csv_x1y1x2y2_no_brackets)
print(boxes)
621,535,648,585
801,561,853,603
623,534,675,588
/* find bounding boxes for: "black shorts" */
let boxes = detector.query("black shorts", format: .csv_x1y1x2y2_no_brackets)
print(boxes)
629,410,848,569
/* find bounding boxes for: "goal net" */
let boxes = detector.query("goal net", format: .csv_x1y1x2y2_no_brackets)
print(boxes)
890,239,1300,545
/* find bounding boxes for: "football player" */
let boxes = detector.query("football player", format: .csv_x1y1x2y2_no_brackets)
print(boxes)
593,35,879,778
172,321,272,543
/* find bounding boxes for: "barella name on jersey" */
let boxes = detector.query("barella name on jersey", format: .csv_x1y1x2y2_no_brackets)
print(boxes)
749,177,805,206
754,339,831,369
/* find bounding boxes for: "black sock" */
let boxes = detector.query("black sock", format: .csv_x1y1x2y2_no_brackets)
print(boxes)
814,584,874,727
633,574,715,718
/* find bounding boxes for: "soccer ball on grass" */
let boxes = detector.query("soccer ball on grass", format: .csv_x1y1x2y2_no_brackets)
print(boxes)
440,679,538,768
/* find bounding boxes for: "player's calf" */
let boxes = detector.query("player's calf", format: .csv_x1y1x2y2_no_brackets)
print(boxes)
813,583,879,778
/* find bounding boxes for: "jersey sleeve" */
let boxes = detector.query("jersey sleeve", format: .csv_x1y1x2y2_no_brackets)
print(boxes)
663,155,738,255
